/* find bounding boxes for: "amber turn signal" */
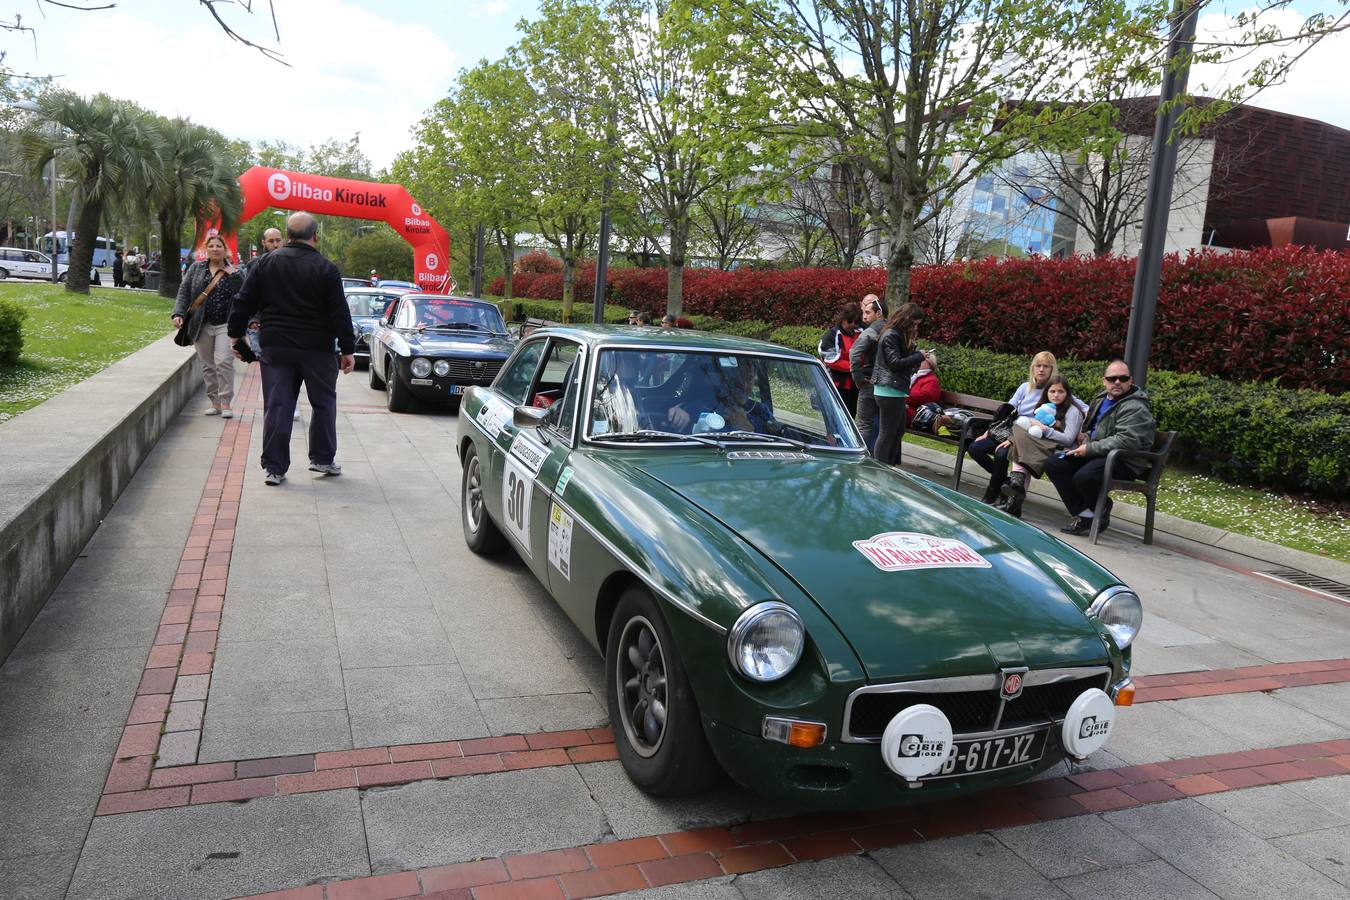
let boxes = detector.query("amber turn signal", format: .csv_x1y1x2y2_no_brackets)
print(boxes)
762,716,827,748
1111,679,1135,707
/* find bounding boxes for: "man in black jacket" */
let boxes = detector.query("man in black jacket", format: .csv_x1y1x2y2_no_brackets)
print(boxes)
229,212,356,485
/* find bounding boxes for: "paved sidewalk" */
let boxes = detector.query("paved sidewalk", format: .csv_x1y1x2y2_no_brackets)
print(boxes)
2,366,1348,900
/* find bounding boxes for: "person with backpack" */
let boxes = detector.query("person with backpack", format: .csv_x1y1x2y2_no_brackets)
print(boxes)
123,248,143,289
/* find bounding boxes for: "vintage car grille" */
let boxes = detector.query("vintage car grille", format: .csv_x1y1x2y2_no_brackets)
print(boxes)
442,359,504,383
844,668,1110,742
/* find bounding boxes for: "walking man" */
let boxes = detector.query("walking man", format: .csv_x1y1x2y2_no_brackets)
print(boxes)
1043,359,1156,535
241,228,299,420
229,212,356,486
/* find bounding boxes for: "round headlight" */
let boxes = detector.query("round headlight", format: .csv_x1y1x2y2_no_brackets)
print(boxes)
1087,586,1143,649
410,357,432,378
727,601,805,682
433,360,451,377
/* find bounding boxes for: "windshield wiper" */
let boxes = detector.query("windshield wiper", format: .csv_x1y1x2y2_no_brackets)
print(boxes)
716,430,814,451
425,322,489,331
602,430,723,448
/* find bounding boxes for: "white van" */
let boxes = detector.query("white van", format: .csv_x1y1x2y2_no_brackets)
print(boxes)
0,247,101,284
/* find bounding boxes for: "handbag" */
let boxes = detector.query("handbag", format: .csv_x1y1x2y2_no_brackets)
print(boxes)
173,269,225,347
985,402,1017,443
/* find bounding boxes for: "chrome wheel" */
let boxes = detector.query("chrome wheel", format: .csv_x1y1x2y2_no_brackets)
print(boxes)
615,615,668,759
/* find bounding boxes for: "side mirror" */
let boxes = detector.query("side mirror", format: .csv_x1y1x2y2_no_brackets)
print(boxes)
513,405,549,429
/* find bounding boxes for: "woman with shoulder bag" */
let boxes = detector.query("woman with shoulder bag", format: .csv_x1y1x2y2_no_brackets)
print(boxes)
998,375,1086,517
172,235,241,418
871,302,927,465
970,350,1057,504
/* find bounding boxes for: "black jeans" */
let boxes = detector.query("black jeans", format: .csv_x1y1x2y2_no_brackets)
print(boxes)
258,346,338,475
1043,454,1113,516
856,389,880,455
968,435,1010,491
874,394,908,465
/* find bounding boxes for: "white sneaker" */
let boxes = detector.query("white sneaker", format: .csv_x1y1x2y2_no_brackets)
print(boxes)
220,409,234,419
308,462,341,476
293,409,301,420
204,408,221,416
264,471,285,486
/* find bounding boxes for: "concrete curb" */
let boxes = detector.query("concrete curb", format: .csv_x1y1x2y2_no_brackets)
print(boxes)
900,442,1350,585
0,333,199,663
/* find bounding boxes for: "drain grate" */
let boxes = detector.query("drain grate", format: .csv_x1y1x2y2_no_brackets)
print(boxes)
1260,567,1350,602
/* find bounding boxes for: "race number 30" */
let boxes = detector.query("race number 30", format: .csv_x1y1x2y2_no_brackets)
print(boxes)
502,456,534,556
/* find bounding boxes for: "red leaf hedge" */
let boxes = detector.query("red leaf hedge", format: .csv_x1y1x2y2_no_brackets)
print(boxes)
492,247,1349,393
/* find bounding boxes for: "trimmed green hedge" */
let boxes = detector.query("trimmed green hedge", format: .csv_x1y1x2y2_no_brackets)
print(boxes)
496,298,1350,498
0,298,27,367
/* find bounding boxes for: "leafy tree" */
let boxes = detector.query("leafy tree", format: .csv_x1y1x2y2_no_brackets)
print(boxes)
19,90,163,294
517,1,610,320
344,226,414,281
691,176,762,270
714,0,1163,308
152,118,242,298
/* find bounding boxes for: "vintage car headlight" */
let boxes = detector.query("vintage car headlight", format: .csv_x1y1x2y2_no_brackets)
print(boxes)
433,360,451,377
410,357,432,378
728,601,805,682
1087,585,1143,649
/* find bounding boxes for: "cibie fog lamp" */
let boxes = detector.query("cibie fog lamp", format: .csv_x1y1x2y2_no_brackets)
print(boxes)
728,601,805,682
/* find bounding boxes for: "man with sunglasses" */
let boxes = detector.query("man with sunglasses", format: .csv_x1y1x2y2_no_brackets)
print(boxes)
1044,359,1156,536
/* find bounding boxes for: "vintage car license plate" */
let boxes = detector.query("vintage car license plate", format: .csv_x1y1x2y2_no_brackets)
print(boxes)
448,384,466,395
923,729,1047,780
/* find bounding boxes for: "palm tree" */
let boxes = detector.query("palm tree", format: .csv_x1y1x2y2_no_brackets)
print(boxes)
152,119,243,298
18,91,164,294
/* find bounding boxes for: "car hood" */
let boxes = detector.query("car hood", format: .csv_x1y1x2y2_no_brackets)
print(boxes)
405,330,514,356
633,452,1111,681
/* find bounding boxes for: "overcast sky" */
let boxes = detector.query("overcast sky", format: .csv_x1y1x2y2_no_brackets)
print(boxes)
4,0,1348,171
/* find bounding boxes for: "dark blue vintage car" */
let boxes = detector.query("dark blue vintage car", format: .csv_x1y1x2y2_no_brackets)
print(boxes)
366,294,516,412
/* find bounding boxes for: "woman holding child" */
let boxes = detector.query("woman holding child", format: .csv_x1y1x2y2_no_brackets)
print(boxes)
997,375,1085,518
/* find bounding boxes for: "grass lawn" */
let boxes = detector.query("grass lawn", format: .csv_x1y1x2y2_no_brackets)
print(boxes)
0,282,173,422
906,433,1350,562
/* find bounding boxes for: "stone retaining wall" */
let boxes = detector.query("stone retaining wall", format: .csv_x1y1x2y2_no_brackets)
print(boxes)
0,334,197,663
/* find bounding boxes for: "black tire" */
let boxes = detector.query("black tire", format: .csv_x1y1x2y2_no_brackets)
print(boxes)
368,355,385,390
606,586,721,796
57,272,67,283
461,444,506,554
385,358,412,412
0,268,8,280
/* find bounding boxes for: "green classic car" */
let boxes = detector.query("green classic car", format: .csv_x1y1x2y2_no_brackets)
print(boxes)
456,326,1142,808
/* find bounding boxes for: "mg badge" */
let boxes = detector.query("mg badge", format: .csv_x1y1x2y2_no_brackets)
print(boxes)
1000,668,1027,701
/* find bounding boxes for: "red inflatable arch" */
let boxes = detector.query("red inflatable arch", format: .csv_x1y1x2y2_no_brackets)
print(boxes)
208,166,453,293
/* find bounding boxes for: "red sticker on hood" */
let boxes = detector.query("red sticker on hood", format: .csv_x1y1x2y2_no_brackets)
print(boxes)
853,532,991,572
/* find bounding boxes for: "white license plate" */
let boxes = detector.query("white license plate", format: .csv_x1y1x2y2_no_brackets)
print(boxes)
923,729,1047,780
448,384,466,395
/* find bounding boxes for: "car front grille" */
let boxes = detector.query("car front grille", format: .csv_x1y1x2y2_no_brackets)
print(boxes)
442,359,503,384
845,669,1110,741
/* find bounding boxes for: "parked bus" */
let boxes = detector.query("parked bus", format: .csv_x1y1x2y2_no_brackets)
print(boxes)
41,232,119,268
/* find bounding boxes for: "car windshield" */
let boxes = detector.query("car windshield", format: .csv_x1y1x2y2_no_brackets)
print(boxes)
346,293,393,318
588,349,862,450
410,298,506,333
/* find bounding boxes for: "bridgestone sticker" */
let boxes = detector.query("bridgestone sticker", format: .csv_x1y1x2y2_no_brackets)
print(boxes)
853,532,991,572
548,502,573,579
509,433,548,476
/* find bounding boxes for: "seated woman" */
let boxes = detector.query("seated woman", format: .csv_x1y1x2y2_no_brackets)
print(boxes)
904,350,940,428
970,350,1057,504
998,375,1084,518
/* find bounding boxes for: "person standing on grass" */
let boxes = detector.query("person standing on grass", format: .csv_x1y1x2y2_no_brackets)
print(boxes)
849,294,886,454
872,303,927,466
112,249,124,288
228,212,356,486
172,235,241,418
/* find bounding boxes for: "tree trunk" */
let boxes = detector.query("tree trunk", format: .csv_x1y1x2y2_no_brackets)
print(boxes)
884,212,917,310
499,232,515,299
158,210,184,299
666,220,689,317
561,256,575,323
65,191,101,295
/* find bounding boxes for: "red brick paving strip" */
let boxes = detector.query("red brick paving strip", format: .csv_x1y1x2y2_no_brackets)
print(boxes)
229,737,1350,900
